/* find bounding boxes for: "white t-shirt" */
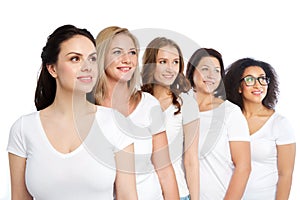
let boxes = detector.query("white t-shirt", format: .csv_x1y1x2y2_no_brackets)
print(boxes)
243,112,296,200
164,92,199,197
127,92,165,200
198,100,250,200
7,107,133,200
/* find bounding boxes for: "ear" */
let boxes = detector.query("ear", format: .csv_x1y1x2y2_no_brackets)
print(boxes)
238,86,242,94
46,64,57,78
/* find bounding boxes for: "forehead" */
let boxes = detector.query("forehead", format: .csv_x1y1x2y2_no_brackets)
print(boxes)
197,56,220,67
111,33,135,49
157,45,179,57
60,35,95,55
243,66,265,75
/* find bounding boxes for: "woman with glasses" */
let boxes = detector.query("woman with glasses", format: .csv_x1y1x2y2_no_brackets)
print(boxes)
224,57,296,199
186,48,251,200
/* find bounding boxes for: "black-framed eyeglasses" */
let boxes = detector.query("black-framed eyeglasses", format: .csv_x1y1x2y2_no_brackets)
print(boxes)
240,75,270,86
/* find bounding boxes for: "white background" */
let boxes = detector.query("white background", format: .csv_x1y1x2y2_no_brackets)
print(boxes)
0,0,299,199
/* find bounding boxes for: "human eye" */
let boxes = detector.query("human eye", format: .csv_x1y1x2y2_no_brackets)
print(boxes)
158,59,166,64
113,50,122,55
215,68,221,73
71,56,80,62
245,76,254,83
259,76,269,84
89,55,97,63
129,50,137,55
173,59,180,65
200,66,208,71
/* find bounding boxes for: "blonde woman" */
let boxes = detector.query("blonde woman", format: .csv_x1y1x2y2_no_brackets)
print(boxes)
94,26,179,200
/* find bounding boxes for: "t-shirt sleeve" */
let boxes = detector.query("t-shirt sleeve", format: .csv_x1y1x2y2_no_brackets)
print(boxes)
7,116,27,158
103,109,134,152
274,114,296,145
227,105,250,141
112,128,134,152
181,93,199,125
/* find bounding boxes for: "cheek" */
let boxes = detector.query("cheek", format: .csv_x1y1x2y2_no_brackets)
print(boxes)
154,65,163,75
193,71,203,84
153,69,160,82
131,56,138,65
59,65,76,77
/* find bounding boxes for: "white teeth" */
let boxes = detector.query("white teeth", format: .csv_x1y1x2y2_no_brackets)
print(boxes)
118,67,130,71
252,91,262,94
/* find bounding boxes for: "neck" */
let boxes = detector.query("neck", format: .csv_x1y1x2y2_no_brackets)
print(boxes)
242,102,267,117
194,89,223,111
153,84,171,100
50,89,93,117
105,80,131,107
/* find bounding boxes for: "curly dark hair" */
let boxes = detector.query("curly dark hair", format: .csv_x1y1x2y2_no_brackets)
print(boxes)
224,57,279,110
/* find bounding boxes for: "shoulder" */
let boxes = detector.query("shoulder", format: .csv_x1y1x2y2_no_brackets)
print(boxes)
271,112,296,144
11,111,39,128
222,100,243,114
141,91,161,106
180,92,195,102
180,92,198,110
272,112,294,128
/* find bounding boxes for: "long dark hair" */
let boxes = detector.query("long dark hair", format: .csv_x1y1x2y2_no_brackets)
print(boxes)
34,24,95,111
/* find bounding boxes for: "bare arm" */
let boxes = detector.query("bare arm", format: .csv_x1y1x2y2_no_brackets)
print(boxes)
276,143,296,200
8,153,33,200
224,141,251,200
183,119,200,200
152,131,180,200
115,143,138,200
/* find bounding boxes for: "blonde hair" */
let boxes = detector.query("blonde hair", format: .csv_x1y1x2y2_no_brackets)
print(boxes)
94,26,141,105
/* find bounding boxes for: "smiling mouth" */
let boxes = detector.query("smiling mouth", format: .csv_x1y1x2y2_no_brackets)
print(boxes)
252,90,263,95
77,76,93,82
204,81,215,85
117,67,131,72
163,75,174,79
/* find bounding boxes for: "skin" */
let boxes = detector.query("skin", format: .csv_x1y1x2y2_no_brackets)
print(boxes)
9,35,137,200
193,56,251,200
152,45,199,199
101,34,179,200
240,66,296,200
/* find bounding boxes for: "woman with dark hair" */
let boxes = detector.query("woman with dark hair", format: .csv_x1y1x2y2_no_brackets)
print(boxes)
141,37,200,200
186,48,251,200
224,57,296,199
7,24,137,200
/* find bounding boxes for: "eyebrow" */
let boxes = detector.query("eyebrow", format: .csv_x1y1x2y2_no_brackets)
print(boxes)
111,47,136,51
66,52,82,56
244,73,266,77
200,64,220,68
65,51,96,57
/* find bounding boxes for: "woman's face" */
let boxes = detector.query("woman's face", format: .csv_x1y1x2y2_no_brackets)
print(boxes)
51,35,98,94
153,45,180,86
105,33,138,83
193,56,221,94
239,66,268,104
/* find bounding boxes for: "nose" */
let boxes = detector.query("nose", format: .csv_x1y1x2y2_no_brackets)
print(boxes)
206,69,214,79
121,53,131,64
81,59,92,72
